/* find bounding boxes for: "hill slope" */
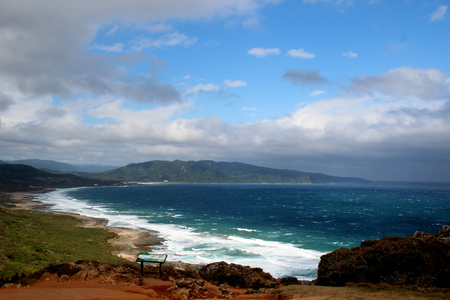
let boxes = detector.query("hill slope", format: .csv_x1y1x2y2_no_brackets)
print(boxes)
6,159,118,173
0,164,119,192
85,160,368,184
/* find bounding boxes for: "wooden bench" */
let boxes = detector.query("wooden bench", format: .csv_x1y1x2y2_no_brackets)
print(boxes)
136,254,167,277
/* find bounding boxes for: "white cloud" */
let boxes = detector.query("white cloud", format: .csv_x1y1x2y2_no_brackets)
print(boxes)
247,47,281,58
105,25,120,36
140,23,173,32
1,1,449,181
242,106,258,118
2,66,450,181
346,67,450,101
243,16,260,28
91,43,124,53
430,5,448,22
302,0,353,6
183,75,191,80
343,50,357,58
286,48,316,58
224,79,247,87
130,32,197,51
184,83,220,94
89,99,191,124
309,90,325,96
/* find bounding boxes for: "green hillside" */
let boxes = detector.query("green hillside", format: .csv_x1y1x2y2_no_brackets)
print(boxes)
0,164,119,192
195,160,312,183
0,205,124,283
84,160,368,184
83,160,235,183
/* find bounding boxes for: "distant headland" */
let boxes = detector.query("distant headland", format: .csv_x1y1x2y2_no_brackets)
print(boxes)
1,159,368,192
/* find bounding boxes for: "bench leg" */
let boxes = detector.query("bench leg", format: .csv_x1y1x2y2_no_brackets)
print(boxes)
141,262,144,276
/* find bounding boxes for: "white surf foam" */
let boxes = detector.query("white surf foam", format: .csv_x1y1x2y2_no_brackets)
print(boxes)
31,188,324,280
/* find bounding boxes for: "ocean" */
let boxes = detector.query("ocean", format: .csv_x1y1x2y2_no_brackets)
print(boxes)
31,182,450,280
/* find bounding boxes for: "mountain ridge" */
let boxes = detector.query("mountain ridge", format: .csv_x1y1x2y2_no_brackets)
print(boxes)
0,159,369,187
0,164,119,192
5,159,118,173
83,160,368,184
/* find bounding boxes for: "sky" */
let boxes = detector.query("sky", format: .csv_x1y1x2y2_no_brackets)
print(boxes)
0,0,449,182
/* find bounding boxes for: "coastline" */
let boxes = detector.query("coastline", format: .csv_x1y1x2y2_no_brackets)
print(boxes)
5,190,165,263
2,191,449,300
6,187,325,280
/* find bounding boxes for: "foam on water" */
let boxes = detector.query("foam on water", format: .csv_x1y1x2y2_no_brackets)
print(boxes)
31,188,324,280
31,182,450,280
236,228,261,232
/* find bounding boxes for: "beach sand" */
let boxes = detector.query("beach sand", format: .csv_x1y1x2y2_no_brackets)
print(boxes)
5,191,54,209
1,192,448,300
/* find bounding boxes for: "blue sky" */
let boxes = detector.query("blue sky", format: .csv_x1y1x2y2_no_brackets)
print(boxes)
0,0,449,181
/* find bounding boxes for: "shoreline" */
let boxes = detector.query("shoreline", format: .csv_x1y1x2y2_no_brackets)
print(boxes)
4,188,321,281
2,191,449,300
5,190,166,264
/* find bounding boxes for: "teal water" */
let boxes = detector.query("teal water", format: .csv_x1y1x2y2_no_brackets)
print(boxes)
32,182,450,280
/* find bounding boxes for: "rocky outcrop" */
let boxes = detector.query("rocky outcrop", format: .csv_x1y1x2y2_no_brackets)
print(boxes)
162,261,201,281
198,261,278,289
316,225,450,287
166,278,236,300
16,260,142,286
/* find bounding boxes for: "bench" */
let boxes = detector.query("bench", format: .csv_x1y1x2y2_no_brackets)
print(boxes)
136,253,167,277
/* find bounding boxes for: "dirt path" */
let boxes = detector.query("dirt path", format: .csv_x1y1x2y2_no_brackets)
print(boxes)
1,276,448,300
0,273,254,300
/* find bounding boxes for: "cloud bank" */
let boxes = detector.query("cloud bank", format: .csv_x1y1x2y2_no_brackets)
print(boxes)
1,0,449,182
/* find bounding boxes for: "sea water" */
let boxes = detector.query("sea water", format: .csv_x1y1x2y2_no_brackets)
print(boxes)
31,182,450,280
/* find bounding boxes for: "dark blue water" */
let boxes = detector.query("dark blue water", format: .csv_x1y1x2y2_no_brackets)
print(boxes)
33,181,450,280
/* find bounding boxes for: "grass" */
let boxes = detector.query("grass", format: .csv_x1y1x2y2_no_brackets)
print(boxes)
0,203,125,282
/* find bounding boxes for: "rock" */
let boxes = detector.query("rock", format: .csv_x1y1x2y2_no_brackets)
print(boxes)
279,276,300,286
166,278,207,300
56,262,82,277
166,278,236,300
198,261,278,289
162,261,200,280
59,274,70,282
316,225,450,288
2,283,21,288
12,259,143,286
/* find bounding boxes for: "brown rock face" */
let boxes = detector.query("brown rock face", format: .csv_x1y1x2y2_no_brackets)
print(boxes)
166,278,235,300
198,261,279,289
15,260,143,287
316,225,450,287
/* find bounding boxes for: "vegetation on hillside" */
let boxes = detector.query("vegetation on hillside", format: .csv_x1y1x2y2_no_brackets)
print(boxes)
82,160,368,184
1,159,368,185
85,160,235,183
0,164,120,192
0,204,124,284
